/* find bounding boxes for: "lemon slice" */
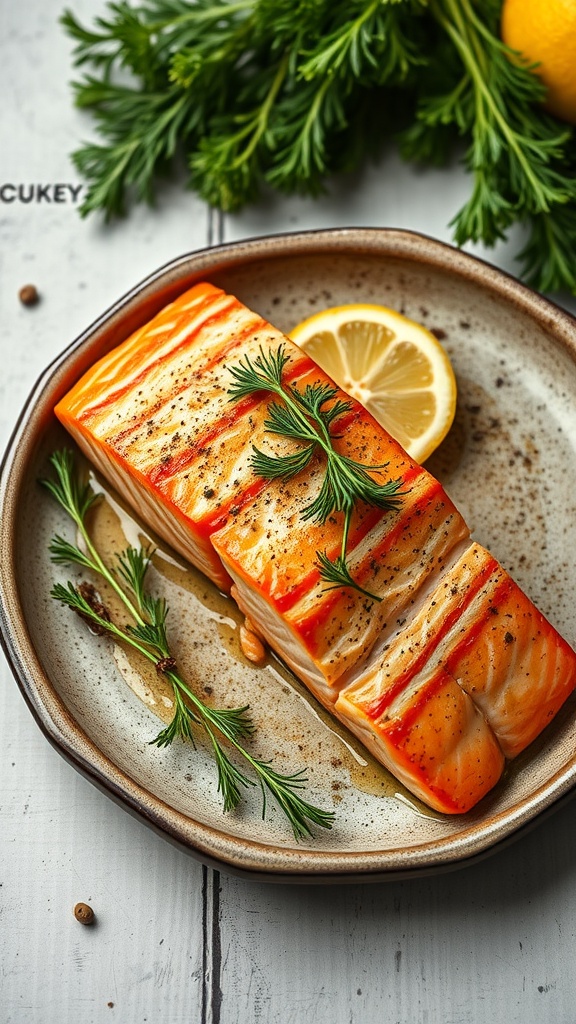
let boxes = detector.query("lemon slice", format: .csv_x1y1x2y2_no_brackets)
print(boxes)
289,304,457,463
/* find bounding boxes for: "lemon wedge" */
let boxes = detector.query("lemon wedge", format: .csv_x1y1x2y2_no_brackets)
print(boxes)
289,303,457,464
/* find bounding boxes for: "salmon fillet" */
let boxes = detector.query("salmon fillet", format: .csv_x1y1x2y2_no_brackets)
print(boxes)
55,282,576,814
57,282,310,589
337,542,576,809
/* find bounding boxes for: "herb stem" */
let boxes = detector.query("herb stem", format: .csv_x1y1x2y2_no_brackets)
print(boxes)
149,0,252,32
43,449,334,839
431,0,561,212
227,345,402,600
231,54,290,168
51,454,145,625
299,0,382,81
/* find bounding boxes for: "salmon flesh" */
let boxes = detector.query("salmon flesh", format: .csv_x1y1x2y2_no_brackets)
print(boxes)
55,282,576,814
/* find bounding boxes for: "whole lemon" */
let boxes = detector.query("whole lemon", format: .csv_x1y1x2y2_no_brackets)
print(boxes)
501,0,576,124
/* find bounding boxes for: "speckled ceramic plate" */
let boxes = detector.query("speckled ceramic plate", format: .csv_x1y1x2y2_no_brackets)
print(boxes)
2,228,576,882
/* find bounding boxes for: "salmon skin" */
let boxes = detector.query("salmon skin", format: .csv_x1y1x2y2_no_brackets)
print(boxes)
55,282,576,814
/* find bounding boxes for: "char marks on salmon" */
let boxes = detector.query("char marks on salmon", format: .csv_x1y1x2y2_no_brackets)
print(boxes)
55,282,576,814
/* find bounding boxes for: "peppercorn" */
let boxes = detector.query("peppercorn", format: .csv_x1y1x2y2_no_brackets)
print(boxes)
74,902,95,925
18,284,39,307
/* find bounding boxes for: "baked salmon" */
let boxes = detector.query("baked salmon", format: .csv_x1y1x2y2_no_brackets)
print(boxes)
55,282,576,814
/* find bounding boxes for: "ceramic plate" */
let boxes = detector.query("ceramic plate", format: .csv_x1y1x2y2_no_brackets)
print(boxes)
2,228,576,882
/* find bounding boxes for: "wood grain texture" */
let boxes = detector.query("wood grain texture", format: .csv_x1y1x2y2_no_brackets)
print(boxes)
215,826,576,1024
2,3,576,1024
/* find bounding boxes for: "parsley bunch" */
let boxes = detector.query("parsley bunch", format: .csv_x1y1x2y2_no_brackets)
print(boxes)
62,0,576,293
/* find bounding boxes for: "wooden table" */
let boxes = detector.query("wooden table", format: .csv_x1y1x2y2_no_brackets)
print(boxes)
2,5,576,1022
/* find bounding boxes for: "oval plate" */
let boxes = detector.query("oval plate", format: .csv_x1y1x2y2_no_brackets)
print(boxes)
2,228,576,882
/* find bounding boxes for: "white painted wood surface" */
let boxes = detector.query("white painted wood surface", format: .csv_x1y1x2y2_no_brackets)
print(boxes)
2,4,576,1022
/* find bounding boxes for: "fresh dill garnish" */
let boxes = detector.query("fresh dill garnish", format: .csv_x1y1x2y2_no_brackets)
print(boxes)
61,0,576,293
42,449,334,840
402,0,576,290
227,344,403,600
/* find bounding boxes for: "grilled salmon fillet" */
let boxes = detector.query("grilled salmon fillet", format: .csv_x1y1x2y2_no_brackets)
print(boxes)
337,542,576,810
55,282,576,814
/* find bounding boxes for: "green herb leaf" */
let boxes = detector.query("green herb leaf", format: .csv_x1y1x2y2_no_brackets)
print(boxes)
62,0,576,294
315,550,383,602
43,449,334,839
227,345,403,599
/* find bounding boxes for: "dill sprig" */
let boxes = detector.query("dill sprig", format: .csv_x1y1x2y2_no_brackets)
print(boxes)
62,0,576,293
227,344,403,600
42,449,334,839
418,0,576,248
399,0,576,290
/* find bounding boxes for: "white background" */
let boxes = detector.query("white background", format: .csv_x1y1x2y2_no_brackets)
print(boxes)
2,4,576,1023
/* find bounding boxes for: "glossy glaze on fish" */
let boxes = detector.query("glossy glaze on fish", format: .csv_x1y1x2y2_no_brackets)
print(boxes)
337,542,576,811
55,283,576,814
